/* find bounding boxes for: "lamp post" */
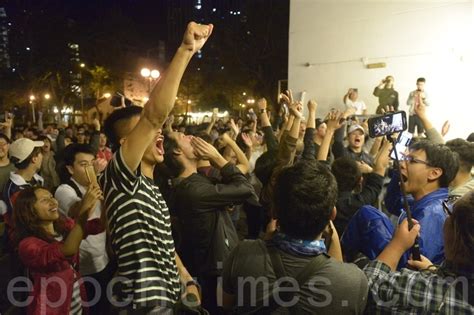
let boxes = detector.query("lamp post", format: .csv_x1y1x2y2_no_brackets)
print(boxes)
140,67,160,97
29,95,36,123
79,63,86,121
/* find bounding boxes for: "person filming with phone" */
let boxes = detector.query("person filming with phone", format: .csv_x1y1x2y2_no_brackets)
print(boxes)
54,143,113,313
374,76,399,114
407,77,430,136
342,140,459,268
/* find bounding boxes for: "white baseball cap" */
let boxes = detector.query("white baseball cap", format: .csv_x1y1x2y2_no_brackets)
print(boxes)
9,138,44,163
348,124,365,135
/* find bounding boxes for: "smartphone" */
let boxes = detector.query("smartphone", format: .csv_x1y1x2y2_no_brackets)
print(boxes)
367,111,407,138
390,131,413,160
84,165,98,185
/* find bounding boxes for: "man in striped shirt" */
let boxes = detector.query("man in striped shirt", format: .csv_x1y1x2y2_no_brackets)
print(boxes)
100,22,213,313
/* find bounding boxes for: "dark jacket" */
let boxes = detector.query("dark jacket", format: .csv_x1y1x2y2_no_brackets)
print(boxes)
334,172,384,235
332,126,374,166
169,163,254,276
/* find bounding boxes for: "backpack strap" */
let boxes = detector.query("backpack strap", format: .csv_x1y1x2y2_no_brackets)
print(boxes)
66,179,83,198
265,243,330,313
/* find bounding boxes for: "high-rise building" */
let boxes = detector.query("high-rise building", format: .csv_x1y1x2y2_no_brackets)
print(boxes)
68,42,81,94
0,7,11,70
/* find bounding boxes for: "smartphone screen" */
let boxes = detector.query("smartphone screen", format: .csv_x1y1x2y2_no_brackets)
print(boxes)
368,111,407,138
390,131,413,160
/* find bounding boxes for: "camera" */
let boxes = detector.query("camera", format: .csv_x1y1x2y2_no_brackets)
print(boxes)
367,111,407,138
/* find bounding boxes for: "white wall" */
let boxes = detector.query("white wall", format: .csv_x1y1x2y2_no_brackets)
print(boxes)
289,0,474,140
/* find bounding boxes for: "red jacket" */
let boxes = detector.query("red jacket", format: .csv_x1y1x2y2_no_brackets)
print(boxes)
18,218,103,315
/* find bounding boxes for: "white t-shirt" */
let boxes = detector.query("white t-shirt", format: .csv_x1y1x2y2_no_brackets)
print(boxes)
345,99,367,115
55,179,109,275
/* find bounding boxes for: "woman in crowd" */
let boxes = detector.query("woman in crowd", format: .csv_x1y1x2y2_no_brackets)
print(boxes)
13,186,102,314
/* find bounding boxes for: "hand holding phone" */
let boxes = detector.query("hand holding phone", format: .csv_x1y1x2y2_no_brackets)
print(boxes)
85,165,98,186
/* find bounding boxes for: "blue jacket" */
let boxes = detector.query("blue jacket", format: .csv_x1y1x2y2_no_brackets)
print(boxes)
398,188,448,266
342,188,448,268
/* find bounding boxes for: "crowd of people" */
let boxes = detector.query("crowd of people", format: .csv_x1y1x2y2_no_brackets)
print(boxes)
0,22,473,315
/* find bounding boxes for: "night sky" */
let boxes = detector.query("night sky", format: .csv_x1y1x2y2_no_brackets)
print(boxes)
1,0,289,111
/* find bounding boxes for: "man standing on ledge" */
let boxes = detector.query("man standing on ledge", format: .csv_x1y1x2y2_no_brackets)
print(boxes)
100,22,213,314
373,75,399,113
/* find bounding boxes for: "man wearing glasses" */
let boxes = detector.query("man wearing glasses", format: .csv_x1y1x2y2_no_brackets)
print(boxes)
342,140,459,268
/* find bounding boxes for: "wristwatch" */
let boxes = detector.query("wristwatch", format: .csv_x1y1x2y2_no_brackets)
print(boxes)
185,279,201,295
185,279,199,288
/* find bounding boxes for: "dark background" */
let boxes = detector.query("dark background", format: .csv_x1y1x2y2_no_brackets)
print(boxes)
0,0,289,116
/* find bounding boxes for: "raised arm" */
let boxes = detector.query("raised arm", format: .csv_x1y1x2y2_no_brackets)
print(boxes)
373,79,385,96
220,132,250,174
61,185,102,256
257,98,278,152
205,113,217,135
122,22,213,172
301,100,317,160
318,111,344,161
414,96,444,144
89,118,101,155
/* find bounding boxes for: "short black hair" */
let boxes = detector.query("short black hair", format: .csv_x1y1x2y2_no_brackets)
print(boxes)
416,77,426,83
409,140,459,187
274,160,338,240
59,143,95,183
103,106,143,152
445,138,474,173
254,150,277,186
162,132,184,178
64,143,95,167
14,147,42,170
331,157,362,192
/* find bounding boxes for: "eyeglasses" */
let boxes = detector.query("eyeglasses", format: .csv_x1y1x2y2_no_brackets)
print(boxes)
400,153,432,166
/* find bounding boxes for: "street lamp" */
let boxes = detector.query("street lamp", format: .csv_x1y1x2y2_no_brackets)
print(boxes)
79,63,86,122
44,93,50,100
29,95,36,123
140,67,160,96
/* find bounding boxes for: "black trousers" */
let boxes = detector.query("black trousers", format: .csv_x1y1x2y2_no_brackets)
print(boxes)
83,261,116,314
408,114,424,134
